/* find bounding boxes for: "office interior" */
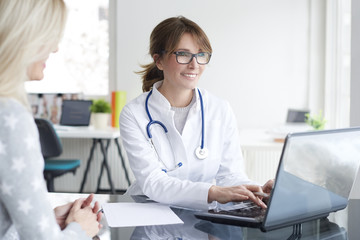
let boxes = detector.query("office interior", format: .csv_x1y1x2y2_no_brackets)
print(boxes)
24,0,360,199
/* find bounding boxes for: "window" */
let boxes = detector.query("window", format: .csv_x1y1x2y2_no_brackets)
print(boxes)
25,0,109,95
324,0,351,128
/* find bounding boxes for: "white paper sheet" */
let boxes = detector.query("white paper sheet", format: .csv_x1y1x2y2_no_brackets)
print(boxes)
102,202,184,227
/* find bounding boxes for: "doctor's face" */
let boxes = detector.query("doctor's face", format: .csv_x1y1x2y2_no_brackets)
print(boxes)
156,33,206,92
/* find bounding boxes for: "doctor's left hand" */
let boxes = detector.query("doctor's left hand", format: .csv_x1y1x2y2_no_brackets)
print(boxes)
262,179,274,194
208,185,267,208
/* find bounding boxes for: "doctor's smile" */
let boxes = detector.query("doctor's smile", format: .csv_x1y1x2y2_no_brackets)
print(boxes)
181,73,198,78
181,74,199,82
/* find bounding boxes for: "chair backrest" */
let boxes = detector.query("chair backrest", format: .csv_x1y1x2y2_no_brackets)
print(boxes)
35,118,63,158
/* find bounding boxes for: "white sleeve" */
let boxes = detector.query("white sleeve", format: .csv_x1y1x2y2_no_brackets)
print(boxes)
0,103,90,240
120,104,212,210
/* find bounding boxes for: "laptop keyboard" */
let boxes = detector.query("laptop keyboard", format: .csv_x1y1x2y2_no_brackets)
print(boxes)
209,200,266,220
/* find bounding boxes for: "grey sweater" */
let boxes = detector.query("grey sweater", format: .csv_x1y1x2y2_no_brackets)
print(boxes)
0,97,90,240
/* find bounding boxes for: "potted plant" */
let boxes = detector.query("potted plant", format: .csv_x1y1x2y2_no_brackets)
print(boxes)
90,99,112,129
305,111,327,130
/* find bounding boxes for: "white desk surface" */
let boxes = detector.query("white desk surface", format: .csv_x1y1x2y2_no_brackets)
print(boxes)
239,129,283,149
239,124,310,149
54,125,120,139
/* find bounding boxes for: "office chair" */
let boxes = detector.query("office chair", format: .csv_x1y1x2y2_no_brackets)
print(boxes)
35,118,80,192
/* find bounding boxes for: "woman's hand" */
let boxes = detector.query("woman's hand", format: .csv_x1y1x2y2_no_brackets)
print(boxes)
65,198,101,237
54,202,73,230
81,194,103,225
208,185,267,208
54,194,102,236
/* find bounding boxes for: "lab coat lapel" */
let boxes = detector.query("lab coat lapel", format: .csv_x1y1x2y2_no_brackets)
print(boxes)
181,88,203,161
170,88,203,170
149,86,189,172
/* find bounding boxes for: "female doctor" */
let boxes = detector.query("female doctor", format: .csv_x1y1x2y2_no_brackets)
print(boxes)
119,16,273,210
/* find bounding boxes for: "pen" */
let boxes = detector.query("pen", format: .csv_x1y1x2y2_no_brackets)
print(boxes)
254,192,270,198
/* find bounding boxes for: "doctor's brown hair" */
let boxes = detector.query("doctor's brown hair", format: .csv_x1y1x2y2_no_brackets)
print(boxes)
139,16,212,92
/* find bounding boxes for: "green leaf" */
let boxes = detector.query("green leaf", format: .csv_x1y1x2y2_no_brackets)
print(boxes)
89,99,112,113
305,111,327,130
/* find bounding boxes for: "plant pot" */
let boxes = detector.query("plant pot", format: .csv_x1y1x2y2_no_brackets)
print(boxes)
93,113,110,129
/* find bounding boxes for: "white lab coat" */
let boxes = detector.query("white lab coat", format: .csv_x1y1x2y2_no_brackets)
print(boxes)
119,81,254,210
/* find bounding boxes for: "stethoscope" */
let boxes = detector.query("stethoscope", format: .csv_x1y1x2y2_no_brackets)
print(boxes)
145,88,208,172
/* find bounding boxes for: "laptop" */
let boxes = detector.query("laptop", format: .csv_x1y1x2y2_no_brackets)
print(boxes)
195,127,360,232
286,109,309,123
60,100,92,126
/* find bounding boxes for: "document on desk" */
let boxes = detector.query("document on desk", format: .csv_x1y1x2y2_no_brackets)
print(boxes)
102,202,184,227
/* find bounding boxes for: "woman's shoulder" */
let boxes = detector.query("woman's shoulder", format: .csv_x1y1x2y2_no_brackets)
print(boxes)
0,97,32,122
0,97,37,135
0,97,28,112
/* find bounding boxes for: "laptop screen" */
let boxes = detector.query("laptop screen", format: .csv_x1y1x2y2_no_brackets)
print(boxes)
264,128,360,230
60,100,92,126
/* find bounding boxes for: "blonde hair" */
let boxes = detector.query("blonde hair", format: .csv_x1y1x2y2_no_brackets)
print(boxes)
0,0,67,108
139,16,212,92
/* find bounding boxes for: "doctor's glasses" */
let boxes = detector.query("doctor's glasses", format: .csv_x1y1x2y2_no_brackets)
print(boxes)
173,51,211,65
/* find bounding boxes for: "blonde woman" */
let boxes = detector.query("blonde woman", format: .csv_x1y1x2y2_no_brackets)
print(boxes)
0,0,101,239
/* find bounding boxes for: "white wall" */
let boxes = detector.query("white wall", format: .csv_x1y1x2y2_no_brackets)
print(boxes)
114,0,310,129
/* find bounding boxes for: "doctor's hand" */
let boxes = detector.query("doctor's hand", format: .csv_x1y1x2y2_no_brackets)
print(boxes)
208,185,267,209
262,179,274,195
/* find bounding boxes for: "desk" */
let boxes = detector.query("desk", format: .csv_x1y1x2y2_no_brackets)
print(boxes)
48,193,360,240
54,126,131,194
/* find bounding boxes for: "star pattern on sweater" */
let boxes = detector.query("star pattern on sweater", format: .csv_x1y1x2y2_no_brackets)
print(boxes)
11,157,26,174
0,181,13,196
1,99,91,238
18,199,33,215
38,215,50,232
24,134,37,150
4,113,18,130
31,177,44,191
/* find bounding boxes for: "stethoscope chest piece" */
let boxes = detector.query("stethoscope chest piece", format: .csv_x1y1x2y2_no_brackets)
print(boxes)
195,146,208,160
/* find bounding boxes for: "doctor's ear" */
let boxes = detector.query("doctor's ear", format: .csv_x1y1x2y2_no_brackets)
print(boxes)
153,54,164,71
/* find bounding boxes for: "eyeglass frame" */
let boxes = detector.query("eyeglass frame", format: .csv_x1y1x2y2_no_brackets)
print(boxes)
172,51,212,65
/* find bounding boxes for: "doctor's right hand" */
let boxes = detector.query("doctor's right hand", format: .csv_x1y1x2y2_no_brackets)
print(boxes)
208,185,267,209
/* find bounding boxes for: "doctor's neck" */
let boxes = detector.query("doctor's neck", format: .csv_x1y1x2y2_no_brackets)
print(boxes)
158,84,194,108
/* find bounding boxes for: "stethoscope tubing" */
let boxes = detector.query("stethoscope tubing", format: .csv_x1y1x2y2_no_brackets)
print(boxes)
145,88,207,166
198,88,205,149
145,90,168,138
